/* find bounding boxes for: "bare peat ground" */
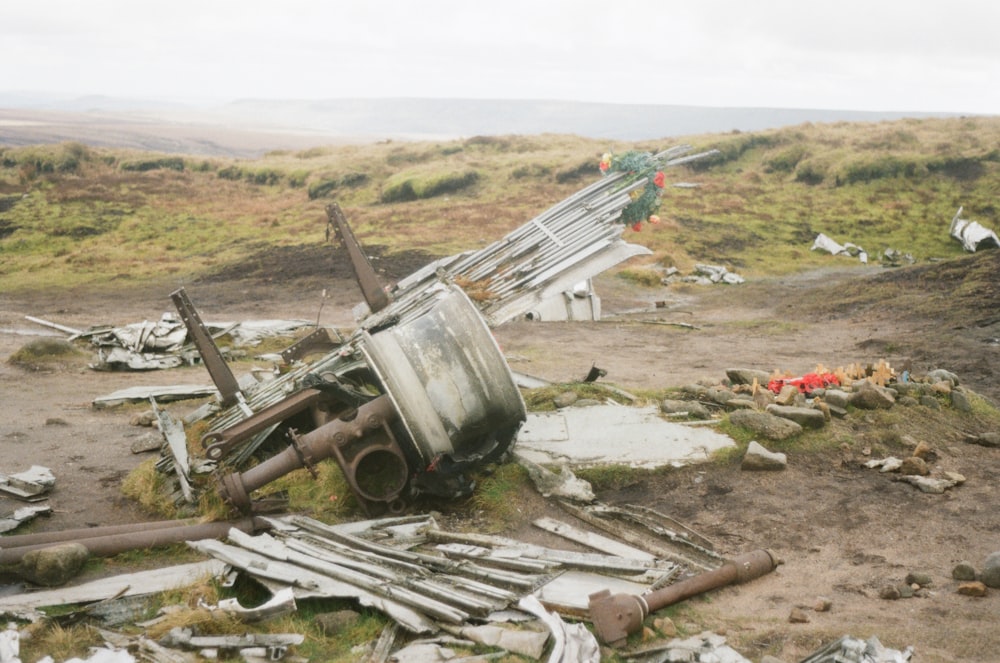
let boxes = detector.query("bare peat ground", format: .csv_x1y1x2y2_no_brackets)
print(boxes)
1,249,999,662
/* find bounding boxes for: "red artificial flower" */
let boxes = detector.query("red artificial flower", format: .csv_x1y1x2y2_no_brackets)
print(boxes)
653,171,665,188
599,161,609,172
631,222,643,232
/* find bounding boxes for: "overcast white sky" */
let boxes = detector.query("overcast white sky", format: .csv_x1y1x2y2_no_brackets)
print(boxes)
3,0,998,113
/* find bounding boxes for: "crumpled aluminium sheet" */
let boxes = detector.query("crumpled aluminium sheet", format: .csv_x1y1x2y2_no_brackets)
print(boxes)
800,635,913,663
950,207,1000,252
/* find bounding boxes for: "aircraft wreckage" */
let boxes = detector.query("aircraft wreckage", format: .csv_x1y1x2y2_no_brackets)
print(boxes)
142,146,719,516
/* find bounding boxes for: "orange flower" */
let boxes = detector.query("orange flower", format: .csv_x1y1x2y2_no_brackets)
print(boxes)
649,214,661,224
599,153,612,173
653,171,665,188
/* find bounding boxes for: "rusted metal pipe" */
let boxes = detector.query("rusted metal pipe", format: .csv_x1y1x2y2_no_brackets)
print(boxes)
0,517,203,549
0,517,266,566
588,549,781,646
218,395,403,514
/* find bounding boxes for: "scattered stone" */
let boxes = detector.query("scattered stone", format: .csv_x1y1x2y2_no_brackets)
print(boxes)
896,475,961,493
813,400,831,421
879,585,901,600
724,398,756,410
775,385,800,406
315,609,362,636
130,431,164,454
898,396,919,407
553,391,578,408
654,616,677,637
573,398,602,407
942,471,966,484
660,399,711,419
788,607,810,623
822,389,850,409
931,381,952,395
927,368,959,385
957,581,988,597
741,441,788,471
726,368,772,386
706,387,735,405
876,457,903,473
641,626,657,642
918,395,941,410
848,382,895,410
897,584,914,598
130,410,157,427
44,417,69,426
966,432,1000,448
19,542,90,586
813,597,833,612
765,404,826,429
905,571,932,587
899,456,929,476
911,441,934,460
950,389,972,412
826,403,848,418
952,561,977,581
729,410,802,441
761,657,789,663
981,551,1000,588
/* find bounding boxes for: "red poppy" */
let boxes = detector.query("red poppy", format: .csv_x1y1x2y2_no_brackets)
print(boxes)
599,161,609,172
631,222,642,232
653,171,665,188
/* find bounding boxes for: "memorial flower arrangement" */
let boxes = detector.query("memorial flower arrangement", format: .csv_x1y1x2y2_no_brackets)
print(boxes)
599,150,666,231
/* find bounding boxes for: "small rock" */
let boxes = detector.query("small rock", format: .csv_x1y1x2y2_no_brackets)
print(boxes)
741,441,788,471
957,581,988,597
729,410,803,441
931,381,952,395
765,404,826,429
315,609,362,636
761,657,789,663
574,398,602,407
905,571,933,587
641,626,657,642
788,607,810,623
966,432,1000,448
912,441,934,460
130,410,157,427
553,391,578,408
927,368,959,385
981,551,1000,588
814,401,831,421
44,417,69,426
726,368,772,386
942,471,966,484
707,387,735,405
899,456,929,476
19,543,90,586
654,617,677,637
919,395,941,410
849,382,896,410
660,399,711,420
775,385,800,406
724,398,756,410
898,584,914,598
898,396,920,407
822,389,850,409
952,561,977,581
950,389,972,412
130,432,163,454
879,585,901,600
813,597,833,612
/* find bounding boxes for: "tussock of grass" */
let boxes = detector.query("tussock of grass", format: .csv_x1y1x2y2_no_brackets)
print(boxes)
7,338,85,370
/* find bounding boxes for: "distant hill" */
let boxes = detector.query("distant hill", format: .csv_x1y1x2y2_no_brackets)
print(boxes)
0,93,969,157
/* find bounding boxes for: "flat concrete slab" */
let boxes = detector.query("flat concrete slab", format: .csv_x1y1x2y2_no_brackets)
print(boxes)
514,404,734,469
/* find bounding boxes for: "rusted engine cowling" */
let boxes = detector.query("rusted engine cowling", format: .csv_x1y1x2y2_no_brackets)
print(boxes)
219,286,527,514
361,286,527,496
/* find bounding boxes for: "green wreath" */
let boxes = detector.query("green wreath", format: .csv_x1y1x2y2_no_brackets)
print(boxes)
599,150,666,229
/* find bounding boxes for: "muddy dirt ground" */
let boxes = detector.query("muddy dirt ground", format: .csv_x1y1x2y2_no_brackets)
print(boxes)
1,250,999,662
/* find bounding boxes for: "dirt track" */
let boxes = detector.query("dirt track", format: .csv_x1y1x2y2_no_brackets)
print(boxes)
2,253,999,662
